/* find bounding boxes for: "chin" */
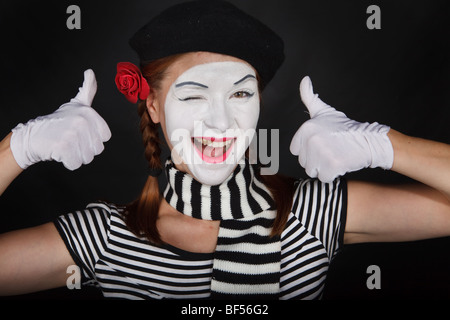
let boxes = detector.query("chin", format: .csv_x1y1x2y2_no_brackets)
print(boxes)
188,162,238,186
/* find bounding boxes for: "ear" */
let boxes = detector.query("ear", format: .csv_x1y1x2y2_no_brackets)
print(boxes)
146,89,161,124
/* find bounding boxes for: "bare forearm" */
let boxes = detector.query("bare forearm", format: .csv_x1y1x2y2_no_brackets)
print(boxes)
346,130,450,243
388,129,450,200
0,133,23,196
0,223,74,296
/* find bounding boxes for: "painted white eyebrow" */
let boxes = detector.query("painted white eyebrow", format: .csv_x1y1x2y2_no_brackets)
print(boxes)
175,81,208,88
233,74,256,85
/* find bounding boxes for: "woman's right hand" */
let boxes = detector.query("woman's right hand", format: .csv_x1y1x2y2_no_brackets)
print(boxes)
10,69,112,170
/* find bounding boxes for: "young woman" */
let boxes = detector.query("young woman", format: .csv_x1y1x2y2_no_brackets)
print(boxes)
0,0,449,299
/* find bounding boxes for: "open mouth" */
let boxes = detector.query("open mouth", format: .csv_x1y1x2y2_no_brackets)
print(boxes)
192,136,235,163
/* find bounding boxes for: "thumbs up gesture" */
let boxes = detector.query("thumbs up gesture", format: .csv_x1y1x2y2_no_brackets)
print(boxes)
290,76,393,182
10,69,112,170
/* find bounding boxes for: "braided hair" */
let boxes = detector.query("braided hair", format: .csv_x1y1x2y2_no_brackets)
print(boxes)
124,54,182,244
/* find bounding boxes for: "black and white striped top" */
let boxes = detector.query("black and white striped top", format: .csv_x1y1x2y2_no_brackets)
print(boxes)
54,178,347,300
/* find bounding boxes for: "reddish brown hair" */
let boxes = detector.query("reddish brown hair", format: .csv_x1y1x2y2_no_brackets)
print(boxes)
124,53,295,244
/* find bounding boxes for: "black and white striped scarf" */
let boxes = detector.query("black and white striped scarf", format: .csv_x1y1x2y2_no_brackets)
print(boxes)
163,158,280,299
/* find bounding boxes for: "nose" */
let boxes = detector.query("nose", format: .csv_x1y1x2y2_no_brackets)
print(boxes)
205,96,232,132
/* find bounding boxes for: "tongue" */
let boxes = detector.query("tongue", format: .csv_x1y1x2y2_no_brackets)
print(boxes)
202,144,225,158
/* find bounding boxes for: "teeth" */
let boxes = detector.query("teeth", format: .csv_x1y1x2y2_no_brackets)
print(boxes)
194,138,233,148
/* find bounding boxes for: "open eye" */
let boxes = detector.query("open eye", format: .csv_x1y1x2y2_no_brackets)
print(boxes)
231,91,254,99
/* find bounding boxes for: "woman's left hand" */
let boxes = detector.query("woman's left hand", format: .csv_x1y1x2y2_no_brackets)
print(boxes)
290,76,394,182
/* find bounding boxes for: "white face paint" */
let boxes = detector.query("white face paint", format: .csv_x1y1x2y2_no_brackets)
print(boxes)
164,61,260,185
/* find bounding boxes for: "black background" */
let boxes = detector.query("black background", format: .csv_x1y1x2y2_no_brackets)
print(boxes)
0,0,449,300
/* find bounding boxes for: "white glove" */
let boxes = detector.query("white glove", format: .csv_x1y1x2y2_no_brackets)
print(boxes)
10,69,111,170
290,76,393,183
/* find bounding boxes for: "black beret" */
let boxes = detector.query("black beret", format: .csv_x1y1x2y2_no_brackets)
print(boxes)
129,0,285,88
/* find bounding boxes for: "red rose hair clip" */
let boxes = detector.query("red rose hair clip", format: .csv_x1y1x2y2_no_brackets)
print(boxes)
115,62,150,103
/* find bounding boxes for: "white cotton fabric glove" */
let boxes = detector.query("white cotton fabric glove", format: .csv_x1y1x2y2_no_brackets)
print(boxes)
10,69,112,170
290,76,393,183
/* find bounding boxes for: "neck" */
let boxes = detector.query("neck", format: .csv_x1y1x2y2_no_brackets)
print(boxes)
157,197,220,253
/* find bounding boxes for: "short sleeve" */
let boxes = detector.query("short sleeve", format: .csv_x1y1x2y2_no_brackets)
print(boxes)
53,202,113,285
290,178,347,259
